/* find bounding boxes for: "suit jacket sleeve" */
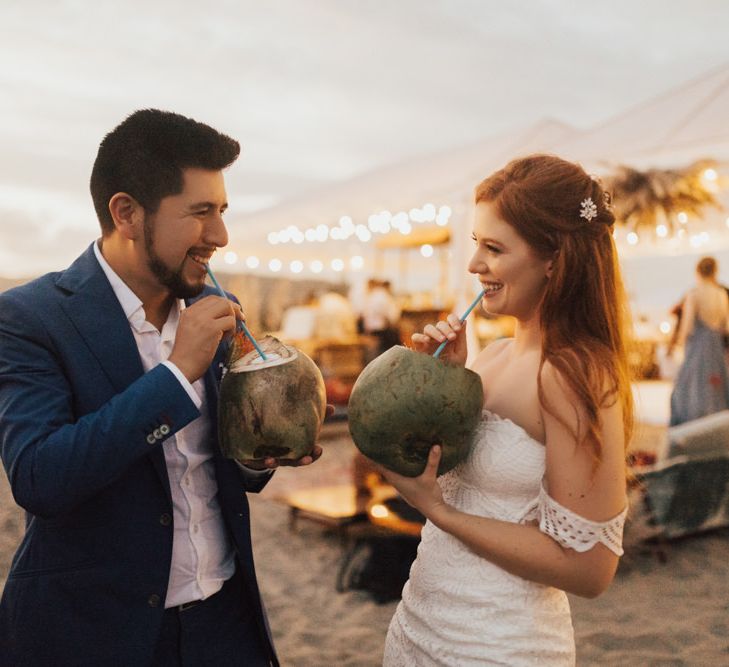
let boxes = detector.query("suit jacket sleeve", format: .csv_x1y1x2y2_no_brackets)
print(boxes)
0,291,201,518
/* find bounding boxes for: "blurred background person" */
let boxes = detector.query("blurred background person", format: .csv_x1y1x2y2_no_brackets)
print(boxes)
361,278,401,356
669,256,729,425
315,290,358,340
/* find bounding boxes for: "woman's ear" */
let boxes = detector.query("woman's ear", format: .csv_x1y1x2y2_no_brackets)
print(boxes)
545,250,559,278
108,193,144,240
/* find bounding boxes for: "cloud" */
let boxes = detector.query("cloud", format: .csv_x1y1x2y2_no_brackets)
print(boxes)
0,191,97,278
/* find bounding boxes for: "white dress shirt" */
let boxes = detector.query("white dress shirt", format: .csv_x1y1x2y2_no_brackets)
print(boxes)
94,242,235,607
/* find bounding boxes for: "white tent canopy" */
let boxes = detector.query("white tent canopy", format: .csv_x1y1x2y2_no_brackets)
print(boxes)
220,62,729,317
223,118,579,296
555,62,729,169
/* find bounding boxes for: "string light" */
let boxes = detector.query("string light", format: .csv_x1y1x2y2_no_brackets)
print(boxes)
267,202,452,246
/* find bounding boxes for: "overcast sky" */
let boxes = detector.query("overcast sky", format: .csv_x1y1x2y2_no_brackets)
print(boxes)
2,0,729,277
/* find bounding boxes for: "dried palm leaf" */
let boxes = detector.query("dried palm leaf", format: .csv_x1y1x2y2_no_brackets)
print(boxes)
605,160,723,232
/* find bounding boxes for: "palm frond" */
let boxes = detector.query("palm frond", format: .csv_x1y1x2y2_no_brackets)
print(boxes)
605,160,723,232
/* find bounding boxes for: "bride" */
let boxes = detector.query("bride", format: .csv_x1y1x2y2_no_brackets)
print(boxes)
380,154,634,666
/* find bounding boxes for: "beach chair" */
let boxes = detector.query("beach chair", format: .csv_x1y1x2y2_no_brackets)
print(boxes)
636,454,729,542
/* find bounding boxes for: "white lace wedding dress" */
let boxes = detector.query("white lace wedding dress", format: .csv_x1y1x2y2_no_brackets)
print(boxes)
384,409,578,666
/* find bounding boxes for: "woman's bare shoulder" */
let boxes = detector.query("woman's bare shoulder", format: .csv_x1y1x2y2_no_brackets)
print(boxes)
470,337,513,369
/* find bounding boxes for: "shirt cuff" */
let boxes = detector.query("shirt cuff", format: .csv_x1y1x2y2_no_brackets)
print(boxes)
162,360,202,410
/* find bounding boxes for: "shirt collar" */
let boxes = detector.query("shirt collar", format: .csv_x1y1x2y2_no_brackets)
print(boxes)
93,239,183,335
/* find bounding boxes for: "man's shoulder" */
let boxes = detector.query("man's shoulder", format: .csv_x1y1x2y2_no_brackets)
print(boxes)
0,246,101,299
0,271,64,305
0,245,98,314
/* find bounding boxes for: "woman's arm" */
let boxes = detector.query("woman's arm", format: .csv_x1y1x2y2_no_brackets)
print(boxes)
676,290,696,346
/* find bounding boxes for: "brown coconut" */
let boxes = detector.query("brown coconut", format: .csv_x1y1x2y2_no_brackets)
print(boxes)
218,335,327,461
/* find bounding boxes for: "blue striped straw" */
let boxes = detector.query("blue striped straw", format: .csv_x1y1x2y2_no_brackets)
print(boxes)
432,289,486,359
205,264,268,361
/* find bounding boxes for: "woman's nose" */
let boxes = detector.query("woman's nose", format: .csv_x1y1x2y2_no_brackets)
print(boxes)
468,251,486,275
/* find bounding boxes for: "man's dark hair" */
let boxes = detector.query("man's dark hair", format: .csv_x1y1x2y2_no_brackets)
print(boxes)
90,109,240,234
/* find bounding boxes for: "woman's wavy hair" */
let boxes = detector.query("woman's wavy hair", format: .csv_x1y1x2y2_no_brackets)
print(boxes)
475,154,634,462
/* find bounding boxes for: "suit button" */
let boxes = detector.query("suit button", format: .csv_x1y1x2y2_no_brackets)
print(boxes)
159,513,172,526
160,424,171,436
148,594,161,607
153,428,162,440
146,434,156,445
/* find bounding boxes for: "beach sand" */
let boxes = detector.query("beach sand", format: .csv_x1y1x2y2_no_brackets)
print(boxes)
2,425,728,665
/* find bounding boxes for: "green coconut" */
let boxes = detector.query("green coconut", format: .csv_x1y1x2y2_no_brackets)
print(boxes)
218,335,327,461
348,345,483,477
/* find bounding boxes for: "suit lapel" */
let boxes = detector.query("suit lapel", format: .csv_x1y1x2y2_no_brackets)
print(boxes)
57,244,170,496
57,244,146,392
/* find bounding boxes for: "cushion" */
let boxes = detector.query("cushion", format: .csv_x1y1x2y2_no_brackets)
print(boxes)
665,410,729,460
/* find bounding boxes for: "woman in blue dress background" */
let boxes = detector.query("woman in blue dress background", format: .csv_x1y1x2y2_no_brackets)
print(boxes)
669,256,729,425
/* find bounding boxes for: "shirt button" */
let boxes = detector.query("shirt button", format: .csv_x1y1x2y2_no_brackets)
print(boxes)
147,594,161,607
193,524,199,534
159,513,172,526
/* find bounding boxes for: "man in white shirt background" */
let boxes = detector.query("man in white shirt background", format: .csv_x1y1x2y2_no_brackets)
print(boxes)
0,109,322,666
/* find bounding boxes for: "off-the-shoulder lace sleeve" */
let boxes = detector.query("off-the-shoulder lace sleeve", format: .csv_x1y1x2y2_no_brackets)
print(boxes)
536,486,627,556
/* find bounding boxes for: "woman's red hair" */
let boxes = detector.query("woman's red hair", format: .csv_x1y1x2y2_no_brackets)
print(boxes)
475,154,634,461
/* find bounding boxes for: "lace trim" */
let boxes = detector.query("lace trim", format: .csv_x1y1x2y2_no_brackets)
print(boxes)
536,486,627,556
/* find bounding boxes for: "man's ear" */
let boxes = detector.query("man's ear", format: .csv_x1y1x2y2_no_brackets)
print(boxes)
108,193,144,240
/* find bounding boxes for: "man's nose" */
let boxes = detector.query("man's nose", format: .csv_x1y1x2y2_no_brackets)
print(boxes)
204,212,229,248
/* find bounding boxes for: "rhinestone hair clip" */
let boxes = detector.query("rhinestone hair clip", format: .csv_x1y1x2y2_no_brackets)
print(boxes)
579,197,598,221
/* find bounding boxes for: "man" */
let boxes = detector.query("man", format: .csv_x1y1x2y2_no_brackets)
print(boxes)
0,109,321,666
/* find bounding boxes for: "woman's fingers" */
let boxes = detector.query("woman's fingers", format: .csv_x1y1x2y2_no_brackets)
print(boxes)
446,313,463,330
410,332,435,351
411,314,466,357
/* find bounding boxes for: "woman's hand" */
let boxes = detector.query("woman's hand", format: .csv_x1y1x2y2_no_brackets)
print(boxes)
376,446,450,522
411,313,468,366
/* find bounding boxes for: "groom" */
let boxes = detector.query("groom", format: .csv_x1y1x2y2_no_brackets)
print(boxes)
0,109,322,666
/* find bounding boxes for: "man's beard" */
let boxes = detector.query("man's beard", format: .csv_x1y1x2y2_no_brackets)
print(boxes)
143,215,205,300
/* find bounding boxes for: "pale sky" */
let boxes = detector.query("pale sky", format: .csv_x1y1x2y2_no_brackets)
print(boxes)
2,0,729,278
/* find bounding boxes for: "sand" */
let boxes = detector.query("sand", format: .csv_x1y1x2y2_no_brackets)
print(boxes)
2,425,728,665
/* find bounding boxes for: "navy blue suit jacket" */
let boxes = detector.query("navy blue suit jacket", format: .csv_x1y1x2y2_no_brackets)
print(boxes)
0,244,277,666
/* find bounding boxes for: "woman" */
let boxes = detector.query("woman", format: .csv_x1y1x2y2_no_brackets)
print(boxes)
669,256,729,425
381,155,634,666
